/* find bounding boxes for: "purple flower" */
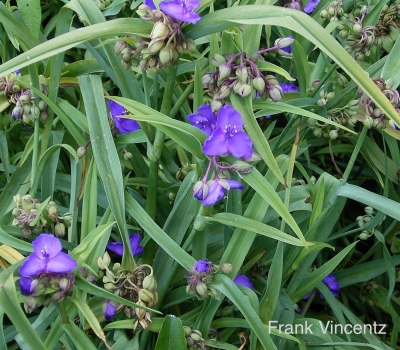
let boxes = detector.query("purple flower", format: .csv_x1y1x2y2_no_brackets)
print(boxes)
104,300,117,320
106,233,144,257
303,273,340,299
304,0,320,14
201,179,244,206
194,260,210,273
160,0,201,24
202,105,253,159
15,69,21,75
18,276,34,295
19,234,77,277
234,274,253,290
108,100,140,134
144,0,156,10
188,105,217,136
280,82,299,93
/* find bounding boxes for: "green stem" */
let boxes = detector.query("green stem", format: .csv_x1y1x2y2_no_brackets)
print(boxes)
341,126,368,185
58,300,69,324
142,69,151,107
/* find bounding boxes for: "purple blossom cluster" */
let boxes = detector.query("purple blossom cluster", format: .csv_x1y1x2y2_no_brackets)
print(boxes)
188,105,253,206
18,234,77,313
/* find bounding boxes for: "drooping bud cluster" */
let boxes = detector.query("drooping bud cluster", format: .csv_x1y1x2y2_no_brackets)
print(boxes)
93,0,112,11
359,78,400,129
356,206,383,240
183,326,206,350
202,39,293,111
186,260,234,299
307,89,359,139
12,195,72,237
18,234,77,313
320,0,345,22
376,2,400,52
98,252,158,329
114,4,196,71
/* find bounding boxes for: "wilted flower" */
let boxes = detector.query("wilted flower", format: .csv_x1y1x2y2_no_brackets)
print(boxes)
104,299,118,320
304,0,320,14
188,104,217,136
201,179,244,206
108,100,140,134
160,0,201,24
280,82,299,93
202,105,253,159
106,233,144,256
19,234,77,277
234,274,254,290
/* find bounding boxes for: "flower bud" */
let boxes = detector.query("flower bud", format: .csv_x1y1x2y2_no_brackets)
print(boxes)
159,46,174,66
212,54,226,67
211,98,222,112
59,277,71,291
219,263,234,273
329,130,338,140
275,36,294,50
193,181,209,200
139,289,154,303
142,275,157,290
76,146,87,159
313,128,322,137
252,77,265,92
268,85,283,102
218,178,230,190
243,152,261,163
238,84,252,97
150,22,169,40
364,206,374,216
123,151,133,161
236,66,248,83
190,330,203,342
201,73,214,87
54,222,65,237
147,39,164,55
183,326,192,337
232,160,253,174
195,282,208,298
37,100,47,111
24,296,37,314
218,63,231,81
218,85,231,99
358,231,370,240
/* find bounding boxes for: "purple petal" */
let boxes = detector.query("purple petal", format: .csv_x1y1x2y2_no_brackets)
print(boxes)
202,128,228,156
216,105,243,130
201,181,225,205
188,105,216,136
46,253,77,274
129,233,144,256
280,82,299,93
107,241,124,256
194,260,210,273
108,100,126,118
144,0,156,10
114,117,140,133
19,277,34,295
226,132,253,158
304,0,319,13
226,179,245,190
160,1,201,24
184,0,201,11
32,234,62,259
234,274,253,289
303,290,313,300
19,254,47,276
104,300,117,320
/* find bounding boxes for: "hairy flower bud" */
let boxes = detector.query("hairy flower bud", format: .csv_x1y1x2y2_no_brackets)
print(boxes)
252,77,265,93
150,22,169,40
237,84,252,97
195,282,208,298
268,85,283,102
142,275,157,290
201,73,214,87
329,129,338,140
236,66,248,83
77,146,87,159
147,39,165,55
218,63,232,82
54,222,65,237
218,85,231,99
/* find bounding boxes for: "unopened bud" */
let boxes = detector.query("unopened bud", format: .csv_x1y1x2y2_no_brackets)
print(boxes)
218,63,231,81
211,98,222,112
364,206,374,216
275,36,294,49
142,275,157,290
236,66,248,83
329,130,338,140
195,282,208,298
268,86,283,102
219,263,234,273
147,39,164,55
243,152,261,163
238,84,252,97
139,289,154,303
232,160,253,174
54,222,65,237
212,54,226,67
218,85,231,99
201,73,214,87
150,22,169,40
159,46,174,66
252,77,265,92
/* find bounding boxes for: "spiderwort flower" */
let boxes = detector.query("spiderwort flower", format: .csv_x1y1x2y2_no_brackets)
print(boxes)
108,100,140,134
304,0,320,14
19,234,77,277
18,276,34,295
303,273,340,300
203,105,253,159
280,82,300,93
234,274,253,290
160,0,201,24
106,233,144,256
188,104,217,136
194,260,211,273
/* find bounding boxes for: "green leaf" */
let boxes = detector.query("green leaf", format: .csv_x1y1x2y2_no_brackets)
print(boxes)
257,61,295,82
61,322,97,350
154,315,186,350
70,222,114,266
242,169,306,244
204,213,311,247
382,34,400,89
16,0,41,39
79,75,134,270
0,131,11,181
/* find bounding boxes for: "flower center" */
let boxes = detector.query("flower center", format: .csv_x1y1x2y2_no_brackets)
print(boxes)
41,245,50,263
223,124,238,138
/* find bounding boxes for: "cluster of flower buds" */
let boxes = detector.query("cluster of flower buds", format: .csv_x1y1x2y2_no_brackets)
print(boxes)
183,326,206,350
114,4,196,71
186,260,234,300
0,71,21,101
98,252,158,329
320,0,345,22
12,194,72,237
357,206,383,240
18,234,77,313
93,0,112,10
307,90,359,139
359,78,400,129
376,2,400,52
202,37,293,111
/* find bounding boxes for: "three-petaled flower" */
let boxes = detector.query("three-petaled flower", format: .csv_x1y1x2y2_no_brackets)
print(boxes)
234,274,254,290
145,0,201,24
104,300,118,320
106,233,144,256
188,104,217,136
19,234,77,277
108,100,140,134
198,179,244,206
202,105,253,159
303,273,340,300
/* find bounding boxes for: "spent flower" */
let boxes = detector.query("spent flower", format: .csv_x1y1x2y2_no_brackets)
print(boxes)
234,274,254,290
